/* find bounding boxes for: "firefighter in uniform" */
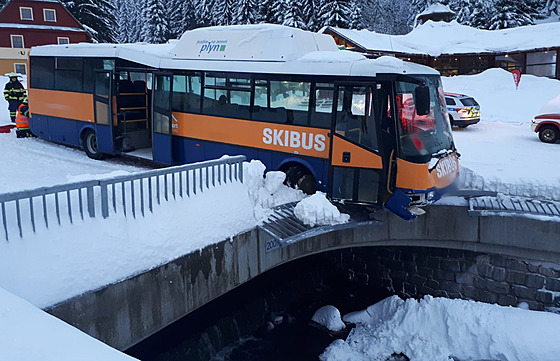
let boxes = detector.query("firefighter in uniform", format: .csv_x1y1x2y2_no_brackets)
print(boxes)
4,72,27,122
15,100,33,138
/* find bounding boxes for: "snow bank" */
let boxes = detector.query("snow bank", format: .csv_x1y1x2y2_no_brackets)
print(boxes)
442,68,560,124
0,288,138,361
539,93,560,114
321,295,560,361
294,192,349,227
243,159,306,221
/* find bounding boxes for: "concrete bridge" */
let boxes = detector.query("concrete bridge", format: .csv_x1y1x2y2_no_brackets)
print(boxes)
46,202,560,352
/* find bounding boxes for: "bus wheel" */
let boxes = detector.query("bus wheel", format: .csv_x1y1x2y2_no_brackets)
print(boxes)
82,130,106,160
285,166,317,195
539,125,559,143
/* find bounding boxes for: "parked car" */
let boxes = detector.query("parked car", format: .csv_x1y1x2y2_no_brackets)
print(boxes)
531,113,560,143
444,93,481,128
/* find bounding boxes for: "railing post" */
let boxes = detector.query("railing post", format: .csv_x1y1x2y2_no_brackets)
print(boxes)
87,186,95,218
101,183,109,219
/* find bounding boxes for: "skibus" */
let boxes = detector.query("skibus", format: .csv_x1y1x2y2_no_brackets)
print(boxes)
27,24,459,220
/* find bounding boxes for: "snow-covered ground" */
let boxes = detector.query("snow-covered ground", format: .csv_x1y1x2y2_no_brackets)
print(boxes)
1,67,560,361
443,68,560,201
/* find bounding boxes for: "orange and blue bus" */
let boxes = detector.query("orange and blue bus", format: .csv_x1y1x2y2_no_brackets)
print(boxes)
28,24,459,220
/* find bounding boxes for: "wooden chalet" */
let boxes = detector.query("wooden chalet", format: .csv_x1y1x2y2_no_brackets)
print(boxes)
322,21,560,80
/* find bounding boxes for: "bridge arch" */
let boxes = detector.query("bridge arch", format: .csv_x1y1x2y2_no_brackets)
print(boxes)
46,204,560,351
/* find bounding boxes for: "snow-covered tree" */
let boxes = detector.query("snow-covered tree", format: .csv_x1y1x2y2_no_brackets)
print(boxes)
114,0,141,43
270,0,288,25
544,0,560,16
317,0,352,28
450,0,473,25
166,0,185,39
61,0,117,42
195,0,215,26
301,0,317,30
283,0,307,28
349,0,364,29
489,0,534,29
141,0,169,43
211,0,237,25
235,0,259,24
259,0,277,23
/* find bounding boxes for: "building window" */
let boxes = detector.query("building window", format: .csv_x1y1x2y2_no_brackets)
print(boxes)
11,35,24,48
20,7,33,21
526,50,557,78
44,9,56,22
57,37,69,45
14,63,27,75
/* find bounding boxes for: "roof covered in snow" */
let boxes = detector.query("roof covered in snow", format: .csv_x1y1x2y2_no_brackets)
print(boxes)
323,20,560,57
418,3,455,17
30,24,439,77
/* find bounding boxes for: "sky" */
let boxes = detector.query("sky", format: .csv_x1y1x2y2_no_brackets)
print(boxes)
1,65,560,360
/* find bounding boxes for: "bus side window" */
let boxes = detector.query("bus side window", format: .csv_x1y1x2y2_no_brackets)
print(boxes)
172,73,202,114
253,79,310,125
311,83,335,129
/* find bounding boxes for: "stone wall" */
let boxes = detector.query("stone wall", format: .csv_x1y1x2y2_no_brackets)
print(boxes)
331,246,560,312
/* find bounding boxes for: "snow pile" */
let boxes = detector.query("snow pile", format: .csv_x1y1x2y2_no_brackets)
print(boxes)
243,160,305,221
294,192,349,227
321,295,560,361
442,68,560,124
0,288,138,361
539,93,560,114
312,305,346,332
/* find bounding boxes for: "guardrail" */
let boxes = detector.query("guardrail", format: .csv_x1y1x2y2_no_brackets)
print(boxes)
0,156,245,241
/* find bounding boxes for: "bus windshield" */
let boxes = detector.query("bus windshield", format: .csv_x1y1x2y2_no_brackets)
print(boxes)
395,76,454,161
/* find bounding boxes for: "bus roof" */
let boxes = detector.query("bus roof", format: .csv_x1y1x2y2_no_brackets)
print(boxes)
30,24,439,77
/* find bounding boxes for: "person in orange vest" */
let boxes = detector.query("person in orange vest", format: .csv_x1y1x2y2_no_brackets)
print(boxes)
15,100,33,138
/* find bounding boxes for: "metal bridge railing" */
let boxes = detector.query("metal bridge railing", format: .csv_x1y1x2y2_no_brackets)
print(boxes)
1,155,245,241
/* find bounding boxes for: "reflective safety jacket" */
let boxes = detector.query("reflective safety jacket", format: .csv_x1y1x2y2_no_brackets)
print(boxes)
4,80,26,102
15,103,29,130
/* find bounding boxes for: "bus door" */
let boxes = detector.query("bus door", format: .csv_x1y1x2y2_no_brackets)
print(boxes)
152,72,174,165
93,70,115,153
329,83,395,206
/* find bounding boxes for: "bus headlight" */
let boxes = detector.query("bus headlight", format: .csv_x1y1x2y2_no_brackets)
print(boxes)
427,191,436,200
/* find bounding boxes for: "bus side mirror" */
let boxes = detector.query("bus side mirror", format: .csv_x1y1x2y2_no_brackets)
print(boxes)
415,86,430,116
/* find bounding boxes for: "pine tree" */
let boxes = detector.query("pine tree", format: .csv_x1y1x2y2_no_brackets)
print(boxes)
317,0,352,28
141,0,169,43
259,0,277,23
115,0,139,43
196,0,215,26
489,0,534,30
469,0,493,29
283,0,307,28
545,0,560,16
61,0,117,43
235,0,259,24
180,0,199,31
270,0,288,24
211,0,237,25
450,0,473,25
167,0,185,39
349,0,364,29
301,0,317,30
